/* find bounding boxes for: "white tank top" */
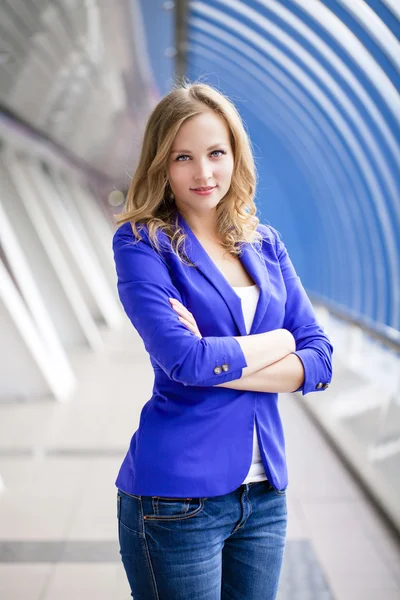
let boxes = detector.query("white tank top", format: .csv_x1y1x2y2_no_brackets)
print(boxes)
232,284,268,484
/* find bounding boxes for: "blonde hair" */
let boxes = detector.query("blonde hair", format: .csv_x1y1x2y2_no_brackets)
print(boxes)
114,80,263,266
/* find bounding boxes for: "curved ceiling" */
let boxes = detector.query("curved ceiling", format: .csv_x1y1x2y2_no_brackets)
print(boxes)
186,0,400,338
0,0,162,185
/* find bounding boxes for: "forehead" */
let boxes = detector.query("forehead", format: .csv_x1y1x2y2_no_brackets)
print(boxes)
171,142,229,153
171,111,230,150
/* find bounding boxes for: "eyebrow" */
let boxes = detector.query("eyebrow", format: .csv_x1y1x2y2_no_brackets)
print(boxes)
171,143,228,153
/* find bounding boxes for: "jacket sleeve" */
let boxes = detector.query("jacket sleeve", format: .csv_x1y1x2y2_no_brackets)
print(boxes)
112,223,248,387
269,226,334,395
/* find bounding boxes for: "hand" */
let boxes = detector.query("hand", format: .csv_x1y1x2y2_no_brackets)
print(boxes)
169,298,202,338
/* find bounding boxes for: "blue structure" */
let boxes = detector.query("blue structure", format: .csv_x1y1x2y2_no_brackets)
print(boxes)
185,0,400,341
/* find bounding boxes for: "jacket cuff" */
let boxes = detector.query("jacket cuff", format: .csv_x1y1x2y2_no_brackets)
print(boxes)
186,336,248,387
291,349,331,396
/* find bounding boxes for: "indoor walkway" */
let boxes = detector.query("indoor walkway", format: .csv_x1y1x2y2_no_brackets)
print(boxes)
0,325,399,600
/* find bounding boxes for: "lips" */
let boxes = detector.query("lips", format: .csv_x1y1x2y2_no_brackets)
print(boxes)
191,186,216,191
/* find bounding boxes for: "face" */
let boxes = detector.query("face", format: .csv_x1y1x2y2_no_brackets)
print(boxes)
167,110,234,217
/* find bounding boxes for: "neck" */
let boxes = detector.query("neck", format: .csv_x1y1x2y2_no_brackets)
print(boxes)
177,208,220,243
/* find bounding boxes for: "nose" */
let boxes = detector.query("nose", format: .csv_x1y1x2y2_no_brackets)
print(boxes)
194,157,213,183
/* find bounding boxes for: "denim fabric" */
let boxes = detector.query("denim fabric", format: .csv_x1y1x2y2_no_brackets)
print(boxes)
117,479,288,599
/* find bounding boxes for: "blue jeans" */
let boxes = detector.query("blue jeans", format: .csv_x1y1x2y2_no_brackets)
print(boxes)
117,479,288,599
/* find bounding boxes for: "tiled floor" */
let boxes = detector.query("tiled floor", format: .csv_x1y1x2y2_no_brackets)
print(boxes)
0,325,399,599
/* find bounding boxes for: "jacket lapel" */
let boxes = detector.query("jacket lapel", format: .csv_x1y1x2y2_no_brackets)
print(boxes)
176,211,271,336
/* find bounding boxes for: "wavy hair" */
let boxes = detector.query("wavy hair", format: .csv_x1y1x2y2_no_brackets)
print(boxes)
114,80,263,266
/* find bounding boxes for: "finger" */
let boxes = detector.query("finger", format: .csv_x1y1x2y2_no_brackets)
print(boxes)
171,303,185,316
178,316,195,332
179,318,201,338
169,298,190,315
171,303,194,322
170,301,199,333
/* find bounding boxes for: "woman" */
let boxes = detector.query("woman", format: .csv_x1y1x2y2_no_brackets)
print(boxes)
113,81,333,599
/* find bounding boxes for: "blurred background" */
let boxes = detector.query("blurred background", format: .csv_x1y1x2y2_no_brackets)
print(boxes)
0,1,399,598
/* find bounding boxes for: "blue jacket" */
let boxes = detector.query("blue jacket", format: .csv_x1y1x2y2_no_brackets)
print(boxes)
113,210,333,497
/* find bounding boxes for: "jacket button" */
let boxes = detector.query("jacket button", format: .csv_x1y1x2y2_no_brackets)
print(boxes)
221,363,229,372
322,383,329,389
316,382,324,389
214,366,222,374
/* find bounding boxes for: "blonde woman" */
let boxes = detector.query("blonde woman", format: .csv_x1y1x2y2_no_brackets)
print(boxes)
113,81,333,599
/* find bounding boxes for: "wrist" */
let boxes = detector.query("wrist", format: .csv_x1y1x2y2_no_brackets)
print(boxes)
283,329,296,353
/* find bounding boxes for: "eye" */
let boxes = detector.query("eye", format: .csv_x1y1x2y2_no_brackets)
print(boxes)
211,149,226,158
175,149,227,162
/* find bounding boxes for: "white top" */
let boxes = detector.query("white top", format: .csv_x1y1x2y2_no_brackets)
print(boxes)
232,284,268,484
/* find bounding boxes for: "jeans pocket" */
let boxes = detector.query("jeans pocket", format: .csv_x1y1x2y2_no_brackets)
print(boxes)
143,496,206,521
272,486,288,497
117,490,143,536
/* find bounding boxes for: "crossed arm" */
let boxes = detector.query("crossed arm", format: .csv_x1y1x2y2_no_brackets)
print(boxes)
216,352,304,393
168,297,304,394
114,222,332,394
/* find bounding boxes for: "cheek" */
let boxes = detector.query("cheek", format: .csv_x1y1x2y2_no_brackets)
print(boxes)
168,165,181,188
169,163,190,184
218,161,234,181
